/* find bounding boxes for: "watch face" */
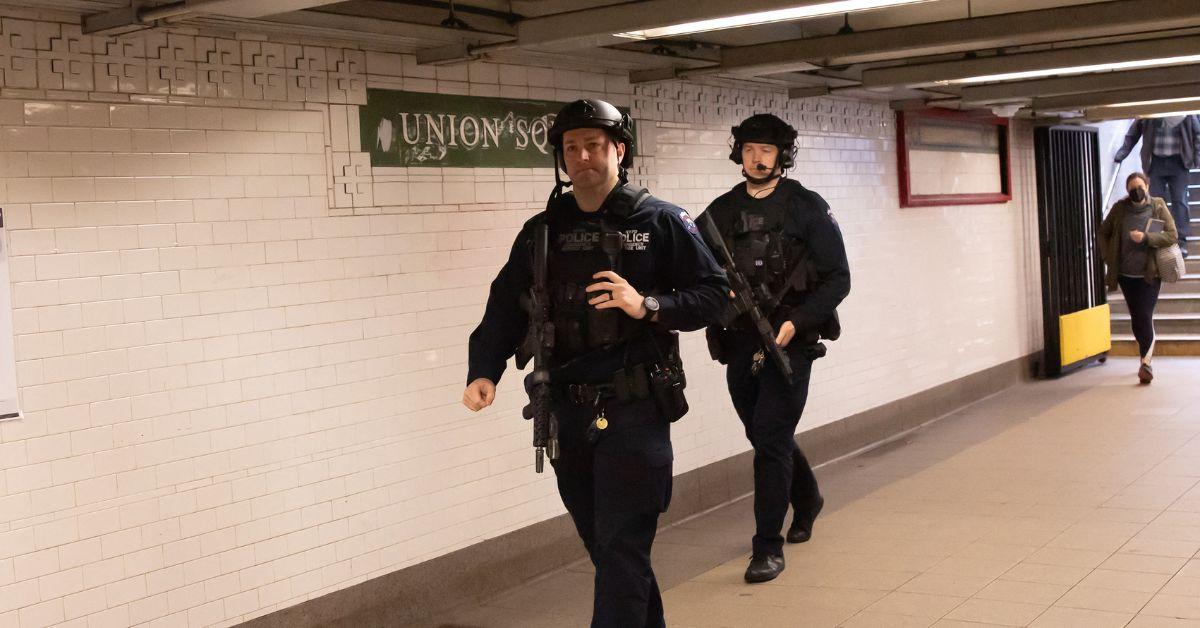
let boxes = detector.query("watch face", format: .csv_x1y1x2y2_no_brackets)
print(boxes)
645,296,660,311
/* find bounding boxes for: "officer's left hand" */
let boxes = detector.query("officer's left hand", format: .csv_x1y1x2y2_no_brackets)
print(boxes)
587,271,648,319
775,321,795,348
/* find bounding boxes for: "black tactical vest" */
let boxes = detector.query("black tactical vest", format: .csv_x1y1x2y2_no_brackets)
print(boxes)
545,185,649,363
730,203,790,298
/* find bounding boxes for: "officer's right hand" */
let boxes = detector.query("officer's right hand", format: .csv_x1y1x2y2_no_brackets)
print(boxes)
463,378,496,411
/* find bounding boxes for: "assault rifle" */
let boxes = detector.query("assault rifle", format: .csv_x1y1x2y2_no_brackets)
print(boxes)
517,224,559,472
696,213,794,380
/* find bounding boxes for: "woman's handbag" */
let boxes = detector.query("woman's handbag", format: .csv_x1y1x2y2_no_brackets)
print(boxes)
1156,243,1186,282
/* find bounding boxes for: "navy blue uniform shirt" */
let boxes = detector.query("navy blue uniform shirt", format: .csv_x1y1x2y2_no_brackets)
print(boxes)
467,185,728,385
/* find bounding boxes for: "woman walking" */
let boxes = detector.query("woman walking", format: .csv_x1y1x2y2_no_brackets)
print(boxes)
1100,172,1179,384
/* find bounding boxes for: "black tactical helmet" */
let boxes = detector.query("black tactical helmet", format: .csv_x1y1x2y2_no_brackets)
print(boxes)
549,99,636,169
730,113,797,169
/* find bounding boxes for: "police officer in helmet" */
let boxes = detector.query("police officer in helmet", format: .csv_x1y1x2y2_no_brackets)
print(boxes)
463,99,728,626
700,113,850,583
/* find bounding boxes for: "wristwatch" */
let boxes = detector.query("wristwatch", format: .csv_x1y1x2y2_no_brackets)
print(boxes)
641,295,660,319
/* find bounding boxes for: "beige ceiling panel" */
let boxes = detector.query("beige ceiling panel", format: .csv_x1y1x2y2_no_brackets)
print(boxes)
860,34,1200,88
719,0,1200,73
960,64,1200,104
1033,82,1200,112
1086,101,1200,120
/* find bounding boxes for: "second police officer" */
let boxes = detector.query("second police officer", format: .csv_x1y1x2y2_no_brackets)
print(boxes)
700,113,851,583
461,99,728,627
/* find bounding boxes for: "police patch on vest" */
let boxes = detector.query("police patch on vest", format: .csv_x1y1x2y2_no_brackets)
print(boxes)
623,230,651,251
679,210,699,234
559,230,600,252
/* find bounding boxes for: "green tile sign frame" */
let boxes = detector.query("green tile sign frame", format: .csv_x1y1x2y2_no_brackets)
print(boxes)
360,89,633,168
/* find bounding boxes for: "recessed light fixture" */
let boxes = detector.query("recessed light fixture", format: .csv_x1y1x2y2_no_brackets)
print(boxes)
934,53,1200,86
613,0,933,40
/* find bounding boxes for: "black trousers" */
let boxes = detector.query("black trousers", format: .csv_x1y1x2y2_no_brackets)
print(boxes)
1118,275,1162,359
1150,154,1191,246
725,339,820,558
551,395,672,628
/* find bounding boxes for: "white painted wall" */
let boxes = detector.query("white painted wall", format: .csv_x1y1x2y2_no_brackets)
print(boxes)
0,13,1043,628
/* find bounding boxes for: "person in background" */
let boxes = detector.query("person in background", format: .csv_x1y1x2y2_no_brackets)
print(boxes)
1115,115,1200,257
1100,171,1178,384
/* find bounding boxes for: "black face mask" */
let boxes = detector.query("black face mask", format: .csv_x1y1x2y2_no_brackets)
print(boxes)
1129,188,1146,203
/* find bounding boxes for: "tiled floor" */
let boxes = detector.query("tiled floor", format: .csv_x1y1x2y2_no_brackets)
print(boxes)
427,357,1200,627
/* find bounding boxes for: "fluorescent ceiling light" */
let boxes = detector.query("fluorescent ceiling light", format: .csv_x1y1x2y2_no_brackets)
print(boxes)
613,0,933,40
1140,108,1200,118
1103,96,1200,109
934,53,1200,86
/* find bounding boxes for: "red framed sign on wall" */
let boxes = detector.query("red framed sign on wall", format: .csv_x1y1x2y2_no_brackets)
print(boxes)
896,108,1012,208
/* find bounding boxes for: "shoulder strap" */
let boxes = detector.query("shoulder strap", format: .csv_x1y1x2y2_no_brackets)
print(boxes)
606,184,651,220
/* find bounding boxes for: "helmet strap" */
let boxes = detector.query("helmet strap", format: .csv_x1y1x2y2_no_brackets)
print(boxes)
549,148,573,205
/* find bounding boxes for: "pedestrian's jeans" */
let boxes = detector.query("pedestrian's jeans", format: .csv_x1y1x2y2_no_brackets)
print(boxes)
1150,154,1191,248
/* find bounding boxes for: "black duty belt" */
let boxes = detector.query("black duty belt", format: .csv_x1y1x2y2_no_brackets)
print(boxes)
561,363,651,405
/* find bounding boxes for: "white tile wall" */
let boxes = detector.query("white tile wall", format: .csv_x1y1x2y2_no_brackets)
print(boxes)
0,13,1042,628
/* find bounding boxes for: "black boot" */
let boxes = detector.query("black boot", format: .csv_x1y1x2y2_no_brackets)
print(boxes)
786,495,824,544
744,554,785,583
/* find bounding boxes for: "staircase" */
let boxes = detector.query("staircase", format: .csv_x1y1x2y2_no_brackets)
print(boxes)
1110,170,1200,356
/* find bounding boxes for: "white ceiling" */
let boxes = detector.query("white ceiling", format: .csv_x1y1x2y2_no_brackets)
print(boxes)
6,0,1199,118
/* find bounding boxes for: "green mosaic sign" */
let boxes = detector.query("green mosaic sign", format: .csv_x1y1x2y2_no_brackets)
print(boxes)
360,89,633,168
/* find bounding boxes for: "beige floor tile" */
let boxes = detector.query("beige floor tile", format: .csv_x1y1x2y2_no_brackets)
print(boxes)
865,591,966,618
1099,552,1188,574
1054,585,1154,613
749,584,886,613
1178,559,1200,579
834,553,943,573
438,604,588,628
898,573,992,598
929,555,1022,579
1092,508,1163,524
1001,563,1091,587
424,360,1200,628
1161,575,1200,597
944,598,1047,626
1024,547,1111,569
1152,511,1200,528
1136,523,1200,544
839,611,937,628
1120,537,1200,559
763,562,851,588
930,621,1011,628
1046,521,1144,554
1143,594,1200,620
980,520,1072,547
1078,568,1172,593
1128,616,1200,628
1029,606,1134,628
975,579,1069,606
954,543,1039,563
665,599,849,627
818,568,919,591
1105,493,1181,511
